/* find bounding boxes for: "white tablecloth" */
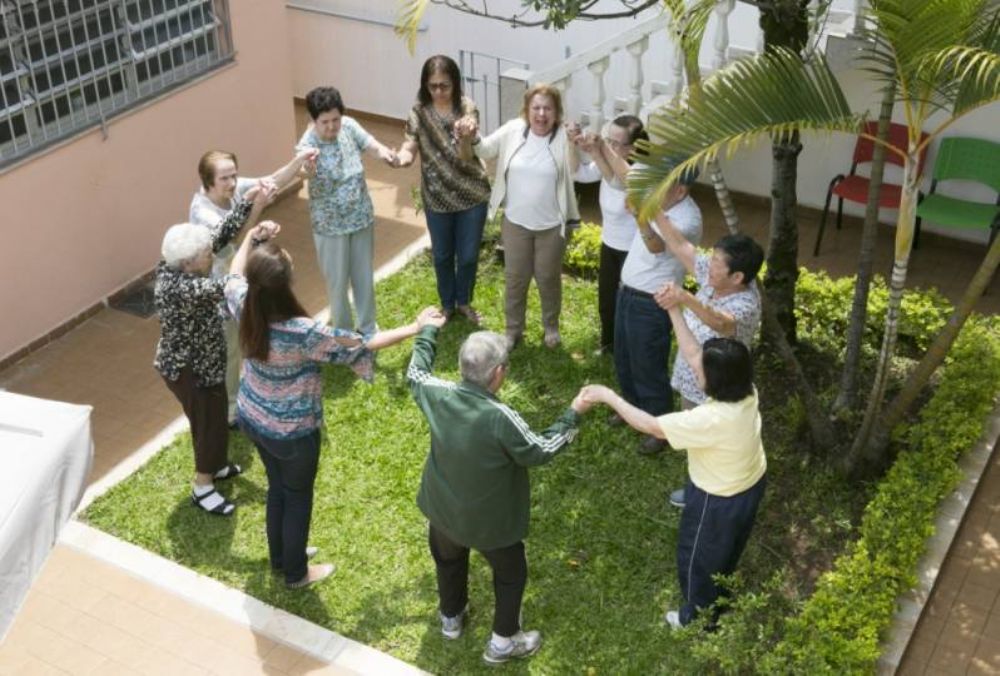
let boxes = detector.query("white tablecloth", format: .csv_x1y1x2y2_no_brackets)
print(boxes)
0,392,93,639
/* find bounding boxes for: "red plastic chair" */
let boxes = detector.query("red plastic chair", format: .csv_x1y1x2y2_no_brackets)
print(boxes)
813,121,929,255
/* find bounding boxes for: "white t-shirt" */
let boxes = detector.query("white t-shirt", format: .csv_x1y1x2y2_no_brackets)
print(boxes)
620,195,702,293
575,161,638,251
658,389,766,496
505,132,562,230
188,177,255,279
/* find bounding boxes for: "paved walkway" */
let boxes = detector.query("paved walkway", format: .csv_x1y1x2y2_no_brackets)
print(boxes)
0,109,997,673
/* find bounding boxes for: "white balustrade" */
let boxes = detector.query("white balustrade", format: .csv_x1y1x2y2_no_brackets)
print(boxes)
625,35,649,116
853,0,865,35
494,0,855,127
712,0,736,71
586,56,610,132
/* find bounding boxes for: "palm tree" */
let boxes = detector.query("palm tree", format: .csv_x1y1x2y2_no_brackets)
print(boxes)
629,0,1000,467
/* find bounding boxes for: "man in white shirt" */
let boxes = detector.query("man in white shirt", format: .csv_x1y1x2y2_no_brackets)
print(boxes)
612,171,702,455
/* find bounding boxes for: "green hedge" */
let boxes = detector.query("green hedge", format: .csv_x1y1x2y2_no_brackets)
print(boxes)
766,313,1000,673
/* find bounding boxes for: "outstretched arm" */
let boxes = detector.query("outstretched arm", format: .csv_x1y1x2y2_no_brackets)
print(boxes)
578,384,665,439
368,306,445,350
666,299,706,389
268,148,320,189
653,209,697,275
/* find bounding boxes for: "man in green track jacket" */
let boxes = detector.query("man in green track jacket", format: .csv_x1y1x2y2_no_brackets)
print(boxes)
407,326,588,665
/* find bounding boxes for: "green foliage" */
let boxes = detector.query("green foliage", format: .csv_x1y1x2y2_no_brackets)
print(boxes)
80,256,1000,673
796,268,951,354
564,222,602,277
766,314,1000,673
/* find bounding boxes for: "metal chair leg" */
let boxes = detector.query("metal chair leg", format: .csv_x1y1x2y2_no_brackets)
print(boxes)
814,176,842,256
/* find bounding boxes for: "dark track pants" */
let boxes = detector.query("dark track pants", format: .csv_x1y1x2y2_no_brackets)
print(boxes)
428,524,527,637
677,474,766,625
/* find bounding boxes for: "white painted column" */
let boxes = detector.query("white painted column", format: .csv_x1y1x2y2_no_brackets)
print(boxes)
586,55,610,132
625,36,649,116
712,0,736,71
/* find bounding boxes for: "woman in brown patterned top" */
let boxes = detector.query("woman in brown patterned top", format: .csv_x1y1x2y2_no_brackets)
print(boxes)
393,55,491,325
153,184,270,516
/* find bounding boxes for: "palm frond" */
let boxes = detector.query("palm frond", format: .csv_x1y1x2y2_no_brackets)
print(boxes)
868,0,984,93
919,45,1000,119
627,47,864,220
663,0,715,65
395,0,431,55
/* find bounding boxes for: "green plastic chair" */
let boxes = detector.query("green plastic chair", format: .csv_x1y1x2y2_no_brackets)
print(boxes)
916,137,1000,248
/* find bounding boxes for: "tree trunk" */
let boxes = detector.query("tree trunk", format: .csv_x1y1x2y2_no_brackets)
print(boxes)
846,156,922,471
706,157,741,234
833,86,896,415
764,131,803,344
682,56,741,235
859,232,1000,466
760,287,837,450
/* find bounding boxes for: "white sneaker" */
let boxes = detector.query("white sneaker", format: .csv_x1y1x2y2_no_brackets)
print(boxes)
482,630,542,665
665,610,682,629
440,604,468,640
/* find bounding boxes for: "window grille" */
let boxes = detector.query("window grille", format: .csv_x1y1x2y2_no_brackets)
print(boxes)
0,0,233,167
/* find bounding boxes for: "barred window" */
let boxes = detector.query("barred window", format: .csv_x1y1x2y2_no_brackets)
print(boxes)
0,0,233,167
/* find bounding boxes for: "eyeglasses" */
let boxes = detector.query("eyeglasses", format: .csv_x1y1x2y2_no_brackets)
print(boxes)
428,82,453,91
603,138,631,150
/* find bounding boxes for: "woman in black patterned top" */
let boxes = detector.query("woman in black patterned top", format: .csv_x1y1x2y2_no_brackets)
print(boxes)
154,184,269,515
393,55,491,325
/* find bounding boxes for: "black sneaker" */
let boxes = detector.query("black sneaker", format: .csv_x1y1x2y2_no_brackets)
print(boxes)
637,435,666,456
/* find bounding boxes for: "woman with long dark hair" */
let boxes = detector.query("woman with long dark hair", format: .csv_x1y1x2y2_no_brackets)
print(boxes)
392,55,491,324
225,226,444,588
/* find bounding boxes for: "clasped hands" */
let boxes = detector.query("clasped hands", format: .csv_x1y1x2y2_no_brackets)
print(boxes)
571,383,616,414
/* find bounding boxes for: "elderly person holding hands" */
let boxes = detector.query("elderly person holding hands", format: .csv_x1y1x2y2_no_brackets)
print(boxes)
578,305,766,630
225,225,444,589
391,55,491,324
407,326,589,664
650,209,764,509
459,84,580,349
154,184,271,516
574,115,648,355
189,147,319,424
298,86,398,338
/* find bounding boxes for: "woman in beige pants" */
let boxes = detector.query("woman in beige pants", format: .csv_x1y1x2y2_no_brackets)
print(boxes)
464,84,579,349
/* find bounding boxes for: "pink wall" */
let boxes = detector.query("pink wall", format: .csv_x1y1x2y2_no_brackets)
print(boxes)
0,3,297,362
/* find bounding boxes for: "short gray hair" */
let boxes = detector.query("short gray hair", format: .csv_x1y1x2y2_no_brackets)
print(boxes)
161,223,212,269
459,331,509,388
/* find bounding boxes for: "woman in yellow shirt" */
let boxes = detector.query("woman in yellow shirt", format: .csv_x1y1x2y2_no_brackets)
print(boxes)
579,293,766,629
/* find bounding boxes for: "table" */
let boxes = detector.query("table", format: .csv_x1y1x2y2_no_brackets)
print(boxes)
0,392,93,640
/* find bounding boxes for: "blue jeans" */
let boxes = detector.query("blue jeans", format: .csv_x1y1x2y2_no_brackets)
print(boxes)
614,286,675,416
425,203,488,310
242,424,320,585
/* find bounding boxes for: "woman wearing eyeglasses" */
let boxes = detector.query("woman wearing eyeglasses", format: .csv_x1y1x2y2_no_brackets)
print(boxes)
392,55,491,326
575,115,648,356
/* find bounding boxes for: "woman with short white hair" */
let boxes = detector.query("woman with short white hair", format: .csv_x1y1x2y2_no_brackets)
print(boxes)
153,187,269,516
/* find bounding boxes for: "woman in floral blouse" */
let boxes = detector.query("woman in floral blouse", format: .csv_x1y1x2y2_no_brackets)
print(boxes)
297,86,397,338
392,55,491,324
225,231,444,589
153,185,268,516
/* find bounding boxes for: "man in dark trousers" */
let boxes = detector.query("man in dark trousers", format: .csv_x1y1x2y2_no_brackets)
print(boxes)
407,327,588,665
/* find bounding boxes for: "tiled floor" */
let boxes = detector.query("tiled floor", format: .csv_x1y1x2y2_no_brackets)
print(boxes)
0,108,998,674
898,438,1000,675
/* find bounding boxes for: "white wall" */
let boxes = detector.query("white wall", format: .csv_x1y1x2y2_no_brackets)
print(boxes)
287,0,999,244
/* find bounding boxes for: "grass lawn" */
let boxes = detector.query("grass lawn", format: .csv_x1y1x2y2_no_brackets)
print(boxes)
83,252,868,673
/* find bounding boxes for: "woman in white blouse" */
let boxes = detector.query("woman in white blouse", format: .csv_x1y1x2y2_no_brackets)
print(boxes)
575,115,648,355
463,84,579,349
